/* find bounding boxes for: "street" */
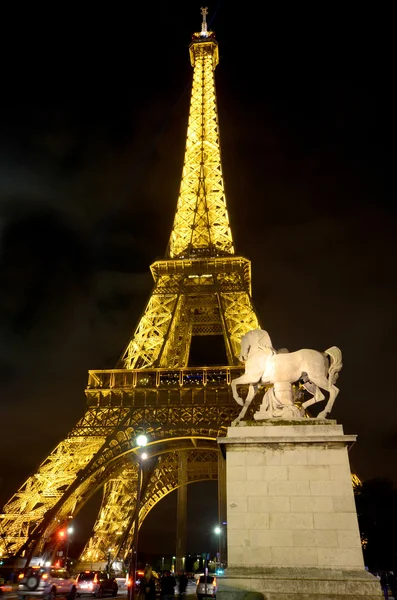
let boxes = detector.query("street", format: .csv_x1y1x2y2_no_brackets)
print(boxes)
1,579,199,600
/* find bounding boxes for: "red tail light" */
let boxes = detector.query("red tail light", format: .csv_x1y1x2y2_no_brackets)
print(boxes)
42,574,48,580
18,574,24,580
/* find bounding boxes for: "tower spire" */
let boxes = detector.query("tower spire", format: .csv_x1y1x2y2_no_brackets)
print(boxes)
201,6,208,36
167,8,234,259
117,12,259,370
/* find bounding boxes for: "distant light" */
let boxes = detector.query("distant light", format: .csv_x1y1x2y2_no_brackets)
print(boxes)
136,434,148,447
214,526,221,534
67,527,74,535
45,561,51,567
141,452,148,460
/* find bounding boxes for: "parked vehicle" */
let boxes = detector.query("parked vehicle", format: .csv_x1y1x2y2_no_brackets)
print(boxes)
196,575,217,599
114,578,127,592
1,584,13,595
17,566,77,600
75,571,118,597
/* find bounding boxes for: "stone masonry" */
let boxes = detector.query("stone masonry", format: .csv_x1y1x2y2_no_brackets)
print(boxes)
217,420,382,599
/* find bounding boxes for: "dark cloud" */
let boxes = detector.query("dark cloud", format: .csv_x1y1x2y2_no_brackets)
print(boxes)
0,1,396,553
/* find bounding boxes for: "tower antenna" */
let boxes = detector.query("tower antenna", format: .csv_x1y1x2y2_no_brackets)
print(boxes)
200,6,208,36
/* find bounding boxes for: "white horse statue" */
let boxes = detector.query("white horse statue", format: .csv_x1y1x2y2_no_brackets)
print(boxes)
231,329,342,424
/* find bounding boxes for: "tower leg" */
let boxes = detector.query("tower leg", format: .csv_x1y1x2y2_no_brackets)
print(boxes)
217,451,227,568
175,451,187,573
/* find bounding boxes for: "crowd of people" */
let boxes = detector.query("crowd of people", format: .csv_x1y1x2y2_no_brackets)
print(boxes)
138,566,189,600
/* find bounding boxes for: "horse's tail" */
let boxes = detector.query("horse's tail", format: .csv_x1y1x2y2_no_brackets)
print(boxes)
325,346,343,384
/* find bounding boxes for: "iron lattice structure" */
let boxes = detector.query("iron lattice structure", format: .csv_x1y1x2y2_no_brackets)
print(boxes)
0,17,262,565
0,15,362,566
119,28,259,371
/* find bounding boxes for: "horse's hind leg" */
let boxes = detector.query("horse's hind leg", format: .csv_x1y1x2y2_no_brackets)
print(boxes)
317,384,339,419
303,374,332,418
301,381,325,410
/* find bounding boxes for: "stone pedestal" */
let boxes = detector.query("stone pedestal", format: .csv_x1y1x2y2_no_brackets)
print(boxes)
217,420,381,599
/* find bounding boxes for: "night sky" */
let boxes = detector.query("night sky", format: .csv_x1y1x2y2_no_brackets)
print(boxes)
0,3,396,557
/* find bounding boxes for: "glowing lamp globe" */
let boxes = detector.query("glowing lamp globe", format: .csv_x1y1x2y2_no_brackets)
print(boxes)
136,434,148,447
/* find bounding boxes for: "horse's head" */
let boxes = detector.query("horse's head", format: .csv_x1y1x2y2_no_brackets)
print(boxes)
239,347,250,362
239,333,251,362
257,330,273,351
239,329,274,361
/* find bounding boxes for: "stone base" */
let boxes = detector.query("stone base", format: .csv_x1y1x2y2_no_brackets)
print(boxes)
217,421,382,599
217,566,382,599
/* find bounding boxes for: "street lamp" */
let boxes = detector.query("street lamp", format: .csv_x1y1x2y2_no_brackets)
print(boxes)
214,526,221,571
136,434,148,447
129,434,148,600
65,526,74,569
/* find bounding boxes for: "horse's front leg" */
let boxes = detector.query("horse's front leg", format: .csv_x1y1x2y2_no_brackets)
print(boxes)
232,384,258,426
231,377,244,406
244,383,258,408
231,373,261,406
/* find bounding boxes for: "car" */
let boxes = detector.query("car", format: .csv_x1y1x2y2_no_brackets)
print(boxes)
75,571,118,597
1,584,13,595
17,566,77,600
114,578,127,592
196,575,217,599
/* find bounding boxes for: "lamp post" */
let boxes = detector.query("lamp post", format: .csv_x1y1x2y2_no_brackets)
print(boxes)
65,526,74,569
107,548,114,574
129,434,148,600
214,526,221,571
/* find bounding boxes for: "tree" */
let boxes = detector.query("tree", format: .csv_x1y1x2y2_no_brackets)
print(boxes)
355,478,397,571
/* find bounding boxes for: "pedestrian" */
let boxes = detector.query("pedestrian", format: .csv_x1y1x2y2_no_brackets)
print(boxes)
139,566,156,600
380,572,388,600
178,572,188,599
160,570,176,600
389,572,396,600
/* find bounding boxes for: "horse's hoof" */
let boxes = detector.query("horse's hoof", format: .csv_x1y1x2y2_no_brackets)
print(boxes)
235,398,244,407
317,411,327,419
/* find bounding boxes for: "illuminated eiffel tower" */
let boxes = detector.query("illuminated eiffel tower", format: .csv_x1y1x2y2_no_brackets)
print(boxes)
0,9,262,569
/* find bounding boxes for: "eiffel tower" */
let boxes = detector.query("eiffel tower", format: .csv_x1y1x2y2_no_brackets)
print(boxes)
0,9,262,569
